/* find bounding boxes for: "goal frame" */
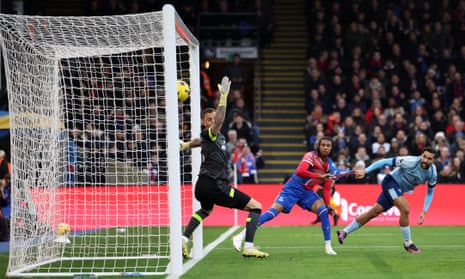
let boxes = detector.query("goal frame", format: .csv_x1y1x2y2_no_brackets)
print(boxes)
163,4,201,276
0,4,201,277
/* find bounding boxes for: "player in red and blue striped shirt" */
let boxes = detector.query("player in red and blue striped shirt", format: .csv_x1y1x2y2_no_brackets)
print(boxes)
233,136,353,255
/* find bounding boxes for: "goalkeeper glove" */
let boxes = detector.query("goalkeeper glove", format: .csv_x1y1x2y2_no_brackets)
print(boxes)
180,140,190,151
218,76,231,107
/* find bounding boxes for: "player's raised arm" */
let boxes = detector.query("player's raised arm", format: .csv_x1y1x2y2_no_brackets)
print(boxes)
327,159,354,180
365,158,395,173
355,157,395,179
211,76,231,135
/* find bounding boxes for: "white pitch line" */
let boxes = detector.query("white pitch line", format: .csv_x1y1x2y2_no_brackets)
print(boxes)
213,244,465,250
166,226,241,279
167,229,465,278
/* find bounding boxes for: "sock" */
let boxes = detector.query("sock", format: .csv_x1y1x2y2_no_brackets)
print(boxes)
400,226,412,245
258,207,279,226
183,209,209,239
344,220,361,234
325,240,332,249
245,208,261,243
317,206,331,241
244,242,253,249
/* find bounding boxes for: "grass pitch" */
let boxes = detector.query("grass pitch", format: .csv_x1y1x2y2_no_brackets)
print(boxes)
1,226,464,278
182,226,465,279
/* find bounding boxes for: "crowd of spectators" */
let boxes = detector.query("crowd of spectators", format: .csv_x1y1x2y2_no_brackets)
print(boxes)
4,1,465,185
61,55,176,185
0,1,271,186
0,150,10,241
303,0,465,183
85,0,273,184
88,0,276,48
200,53,264,183
60,51,263,186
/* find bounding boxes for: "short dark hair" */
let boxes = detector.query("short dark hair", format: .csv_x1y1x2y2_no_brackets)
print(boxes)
422,146,435,156
201,107,215,119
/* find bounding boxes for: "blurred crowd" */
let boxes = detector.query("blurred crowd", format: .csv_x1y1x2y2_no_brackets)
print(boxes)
199,53,264,184
85,0,274,183
2,0,464,185
0,150,10,241
61,56,175,185
60,44,264,186
88,0,276,47
302,0,465,183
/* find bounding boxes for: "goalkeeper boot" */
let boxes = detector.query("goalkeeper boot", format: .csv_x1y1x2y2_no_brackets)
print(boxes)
337,230,347,245
404,243,421,254
232,230,245,252
242,246,269,258
182,238,191,259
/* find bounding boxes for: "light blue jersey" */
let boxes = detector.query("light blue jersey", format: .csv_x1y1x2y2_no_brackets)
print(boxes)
342,153,438,249
365,156,437,192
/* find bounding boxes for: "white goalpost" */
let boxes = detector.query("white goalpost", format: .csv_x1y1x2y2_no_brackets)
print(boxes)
0,4,200,277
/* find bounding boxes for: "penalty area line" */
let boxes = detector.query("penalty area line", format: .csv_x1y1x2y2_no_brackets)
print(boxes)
166,226,241,279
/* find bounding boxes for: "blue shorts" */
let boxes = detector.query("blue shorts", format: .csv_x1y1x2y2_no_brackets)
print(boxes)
274,180,320,213
376,174,403,211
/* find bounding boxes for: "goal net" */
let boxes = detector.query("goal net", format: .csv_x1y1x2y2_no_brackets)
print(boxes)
0,5,200,277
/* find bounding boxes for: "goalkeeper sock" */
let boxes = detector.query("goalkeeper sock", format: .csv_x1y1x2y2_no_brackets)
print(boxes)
317,206,331,241
245,209,261,243
258,208,279,226
183,209,209,238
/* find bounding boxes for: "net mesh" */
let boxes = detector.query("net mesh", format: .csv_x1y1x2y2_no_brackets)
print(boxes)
0,8,197,277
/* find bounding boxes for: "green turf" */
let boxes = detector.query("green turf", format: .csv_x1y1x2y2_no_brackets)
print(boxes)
181,226,465,279
1,226,464,278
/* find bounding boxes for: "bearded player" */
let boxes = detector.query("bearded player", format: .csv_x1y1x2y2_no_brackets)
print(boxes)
337,147,437,253
233,136,353,255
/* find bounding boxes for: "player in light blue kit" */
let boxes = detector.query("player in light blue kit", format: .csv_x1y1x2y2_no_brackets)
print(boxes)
337,147,437,253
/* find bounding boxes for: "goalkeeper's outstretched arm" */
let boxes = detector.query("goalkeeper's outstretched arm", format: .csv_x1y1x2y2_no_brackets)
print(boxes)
180,138,201,150
211,76,231,135
180,77,231,151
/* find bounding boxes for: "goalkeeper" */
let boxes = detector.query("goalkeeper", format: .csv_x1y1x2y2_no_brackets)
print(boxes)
180,76,268,259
